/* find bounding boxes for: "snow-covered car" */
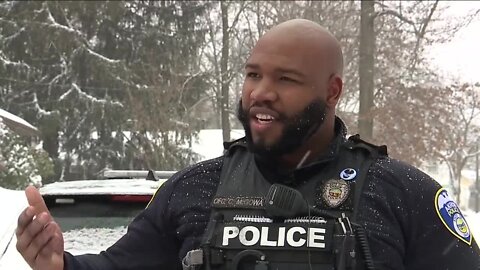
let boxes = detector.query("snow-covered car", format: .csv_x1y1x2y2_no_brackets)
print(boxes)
0,170,173,270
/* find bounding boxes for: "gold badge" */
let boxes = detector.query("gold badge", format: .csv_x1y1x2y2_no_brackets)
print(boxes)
322,179,350,208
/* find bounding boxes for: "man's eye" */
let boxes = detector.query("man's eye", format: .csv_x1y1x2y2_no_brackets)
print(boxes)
280,76,297,83
247,72,260,78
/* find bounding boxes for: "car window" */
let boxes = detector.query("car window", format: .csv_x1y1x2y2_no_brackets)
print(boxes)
48,201,145,231
44,196,149,255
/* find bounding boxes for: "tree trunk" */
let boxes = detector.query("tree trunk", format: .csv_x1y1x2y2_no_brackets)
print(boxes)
476,146,479,211
40,119,60,182
220,2,231,142
454,164,462,205
358,0,375,141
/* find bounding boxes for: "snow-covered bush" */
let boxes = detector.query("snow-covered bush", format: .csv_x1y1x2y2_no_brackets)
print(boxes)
0,119,54,189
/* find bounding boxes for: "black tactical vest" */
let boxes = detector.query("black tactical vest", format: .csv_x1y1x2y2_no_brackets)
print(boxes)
190,135,387,270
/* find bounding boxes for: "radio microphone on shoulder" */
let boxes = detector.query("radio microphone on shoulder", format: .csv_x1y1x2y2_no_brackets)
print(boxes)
265,183,338,219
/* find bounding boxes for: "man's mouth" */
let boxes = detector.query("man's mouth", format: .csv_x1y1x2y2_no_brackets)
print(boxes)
256,113,275,124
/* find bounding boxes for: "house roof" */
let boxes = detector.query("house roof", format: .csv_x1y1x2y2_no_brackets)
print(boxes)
0,108,38,137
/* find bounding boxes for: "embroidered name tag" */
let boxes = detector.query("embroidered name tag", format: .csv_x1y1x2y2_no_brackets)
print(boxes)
213,196,264,209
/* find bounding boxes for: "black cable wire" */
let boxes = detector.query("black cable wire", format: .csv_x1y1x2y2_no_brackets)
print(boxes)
352,223,375,270
307,207,314,270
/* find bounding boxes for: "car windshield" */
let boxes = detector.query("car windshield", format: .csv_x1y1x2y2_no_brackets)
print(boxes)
49,202,143,231
46,198,147,254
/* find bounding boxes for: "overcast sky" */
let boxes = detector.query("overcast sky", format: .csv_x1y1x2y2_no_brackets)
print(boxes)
428,1,480,84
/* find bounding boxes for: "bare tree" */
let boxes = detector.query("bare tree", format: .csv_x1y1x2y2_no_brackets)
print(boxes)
199,1,480,178
357,1,441,141
220,2,231,142
358,0,375,141
434,83,480,203
202,1,248,141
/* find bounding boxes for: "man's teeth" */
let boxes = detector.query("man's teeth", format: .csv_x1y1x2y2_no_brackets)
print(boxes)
256,114,275,121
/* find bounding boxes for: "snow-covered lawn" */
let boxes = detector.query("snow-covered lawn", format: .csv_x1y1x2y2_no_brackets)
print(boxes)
0,188,30,270
64,227,128,255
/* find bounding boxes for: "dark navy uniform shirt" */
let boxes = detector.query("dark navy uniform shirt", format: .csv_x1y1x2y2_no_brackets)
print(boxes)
64,125,480,270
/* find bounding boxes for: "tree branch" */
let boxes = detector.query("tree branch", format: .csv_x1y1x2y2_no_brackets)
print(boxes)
375,9,419,34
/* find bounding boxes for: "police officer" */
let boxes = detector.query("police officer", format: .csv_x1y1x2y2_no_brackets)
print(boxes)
16,19,480,270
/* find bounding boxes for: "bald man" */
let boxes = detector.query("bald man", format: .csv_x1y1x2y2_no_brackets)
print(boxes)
16,19,479,270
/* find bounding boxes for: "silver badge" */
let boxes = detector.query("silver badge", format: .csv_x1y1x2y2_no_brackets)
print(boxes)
322,179,350,208
340,168,357,181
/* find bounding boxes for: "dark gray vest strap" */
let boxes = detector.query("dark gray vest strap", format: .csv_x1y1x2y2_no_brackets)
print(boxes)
344,134,388,222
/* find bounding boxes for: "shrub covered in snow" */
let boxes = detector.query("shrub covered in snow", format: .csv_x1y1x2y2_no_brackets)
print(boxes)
0,119,54,189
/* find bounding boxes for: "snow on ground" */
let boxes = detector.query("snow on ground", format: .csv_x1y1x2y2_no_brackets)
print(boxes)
64,227,128,255
0,188,30,270
0,188,27,247
465,210,480,243
191,129,245,161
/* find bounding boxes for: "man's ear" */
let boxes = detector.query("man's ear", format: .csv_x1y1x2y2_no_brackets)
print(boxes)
326,74,343,107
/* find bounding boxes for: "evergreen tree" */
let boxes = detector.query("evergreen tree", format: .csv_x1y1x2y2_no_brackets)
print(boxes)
0,1,211,181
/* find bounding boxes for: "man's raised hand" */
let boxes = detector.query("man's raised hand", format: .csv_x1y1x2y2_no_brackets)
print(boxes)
16,185,64,270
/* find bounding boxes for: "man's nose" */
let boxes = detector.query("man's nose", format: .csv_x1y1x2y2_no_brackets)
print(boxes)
250,78,277,102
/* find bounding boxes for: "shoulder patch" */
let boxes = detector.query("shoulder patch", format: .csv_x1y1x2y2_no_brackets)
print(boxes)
146,185,162,209
435,188,472,245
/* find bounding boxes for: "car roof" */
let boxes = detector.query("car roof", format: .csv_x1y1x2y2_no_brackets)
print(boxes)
39,178,167,196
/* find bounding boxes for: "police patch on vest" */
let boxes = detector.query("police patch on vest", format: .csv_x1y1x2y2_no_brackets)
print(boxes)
217,222,334,251
435,188,472,245
321,179,350,208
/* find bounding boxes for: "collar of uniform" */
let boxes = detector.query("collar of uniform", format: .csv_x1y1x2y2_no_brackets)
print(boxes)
223,136,248,155
222,116,348,170
296,116,348,170
256,116,348,184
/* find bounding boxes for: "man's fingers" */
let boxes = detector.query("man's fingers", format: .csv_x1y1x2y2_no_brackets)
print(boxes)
39,230,64,257
16,188,64,270
16,212,51,253
37,233,65,270
38,230,65,270
16,206,35,236
23,221,58,264
25,185,49,215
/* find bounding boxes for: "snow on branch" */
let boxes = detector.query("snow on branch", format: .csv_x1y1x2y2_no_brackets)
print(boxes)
0,53,30,70
84,46,121,64
44,3,83,38
178,71,204,103
49,68,68,90
3,26,25,43
58,86,74,102
375,9,418,33
69,83,124,108
33,93,59,117
170,119,190,128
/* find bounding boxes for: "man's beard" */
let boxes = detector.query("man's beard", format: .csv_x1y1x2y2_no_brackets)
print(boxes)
236,99,327,158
